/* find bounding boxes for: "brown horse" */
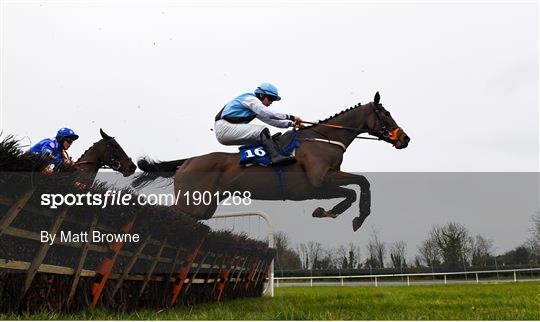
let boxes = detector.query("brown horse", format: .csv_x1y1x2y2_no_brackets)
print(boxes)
135,93,410,231
71,129,136,179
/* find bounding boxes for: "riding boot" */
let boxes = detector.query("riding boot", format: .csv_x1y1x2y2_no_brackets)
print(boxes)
259,128,296,165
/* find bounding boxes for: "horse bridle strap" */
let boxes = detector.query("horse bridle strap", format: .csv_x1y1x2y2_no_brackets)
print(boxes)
74,161,96,166
75,160,122,172
299,138,347,151
74,160,115,170
300,117,399,141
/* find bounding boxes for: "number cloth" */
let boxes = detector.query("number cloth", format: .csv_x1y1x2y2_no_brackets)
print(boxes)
239,131,299,166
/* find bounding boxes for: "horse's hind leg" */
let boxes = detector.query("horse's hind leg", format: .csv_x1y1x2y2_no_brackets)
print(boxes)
324,172,371,232
311,187,356,219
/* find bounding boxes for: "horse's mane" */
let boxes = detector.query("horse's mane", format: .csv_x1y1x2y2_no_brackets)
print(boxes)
76,140,101,163
297,102,364,131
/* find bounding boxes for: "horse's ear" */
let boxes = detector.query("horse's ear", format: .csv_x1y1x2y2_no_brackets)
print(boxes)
100,128,112,140
374,92,380,106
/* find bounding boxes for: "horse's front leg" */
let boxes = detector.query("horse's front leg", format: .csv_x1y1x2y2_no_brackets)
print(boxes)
325,171,371,232
311,186,357,219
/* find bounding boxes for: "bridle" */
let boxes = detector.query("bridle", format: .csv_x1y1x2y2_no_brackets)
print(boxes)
75,138,123,171
367,103,402,141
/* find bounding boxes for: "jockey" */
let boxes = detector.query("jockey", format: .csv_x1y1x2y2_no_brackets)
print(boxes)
214,82,303,164
29,127,79,172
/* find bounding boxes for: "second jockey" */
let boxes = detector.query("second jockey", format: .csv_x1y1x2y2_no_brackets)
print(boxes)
29,127,79,172
214,82,303,165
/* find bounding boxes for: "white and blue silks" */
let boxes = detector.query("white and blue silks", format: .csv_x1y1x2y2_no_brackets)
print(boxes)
214,93,294,145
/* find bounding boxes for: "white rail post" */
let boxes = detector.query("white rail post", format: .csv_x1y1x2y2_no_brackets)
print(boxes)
444,275,447,285
476,273,479,283
374,276,378,287
310,278,313,287
341,277,344,286
407,275,410,286
514,271,517,282
211,211,274,297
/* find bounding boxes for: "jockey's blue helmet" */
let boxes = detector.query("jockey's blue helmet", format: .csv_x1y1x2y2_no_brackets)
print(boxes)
254,82,281,101
56,127,79,141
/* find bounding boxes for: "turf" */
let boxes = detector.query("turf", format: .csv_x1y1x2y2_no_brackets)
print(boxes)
3,281,540,320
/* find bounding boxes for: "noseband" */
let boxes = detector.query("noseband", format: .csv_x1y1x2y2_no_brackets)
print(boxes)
369,104,401,141
103,140,123,171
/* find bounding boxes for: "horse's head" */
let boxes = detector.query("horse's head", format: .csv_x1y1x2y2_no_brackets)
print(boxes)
97,129,137,176
366,92,410,149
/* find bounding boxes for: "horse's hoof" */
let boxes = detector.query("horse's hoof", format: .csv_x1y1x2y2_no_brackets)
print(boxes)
312,207,336,218
312,207,325,218
352,217,364,232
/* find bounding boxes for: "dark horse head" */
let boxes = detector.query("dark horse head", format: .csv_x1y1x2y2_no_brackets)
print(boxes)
298,92,410,150
366,92,410,149
75,129,136,176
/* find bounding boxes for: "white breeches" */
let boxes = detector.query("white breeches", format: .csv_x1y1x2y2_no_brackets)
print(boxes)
214,119,267,145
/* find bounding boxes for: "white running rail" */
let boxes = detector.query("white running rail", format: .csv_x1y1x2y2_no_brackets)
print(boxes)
275,268,540,287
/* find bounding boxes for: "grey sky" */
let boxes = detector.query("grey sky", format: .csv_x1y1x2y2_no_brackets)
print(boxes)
1,1,539,256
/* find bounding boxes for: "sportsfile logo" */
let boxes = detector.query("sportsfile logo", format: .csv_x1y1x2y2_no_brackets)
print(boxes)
41,190,136,209
40,190,252,209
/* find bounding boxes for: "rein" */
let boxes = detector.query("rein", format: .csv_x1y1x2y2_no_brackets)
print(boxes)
74,160,114,170
299,120,399,141
74,161,96,166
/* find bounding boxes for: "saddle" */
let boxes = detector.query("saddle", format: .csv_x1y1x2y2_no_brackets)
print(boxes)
239,131,299,167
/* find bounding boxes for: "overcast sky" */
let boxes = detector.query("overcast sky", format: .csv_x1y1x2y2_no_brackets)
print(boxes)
1,1,539,256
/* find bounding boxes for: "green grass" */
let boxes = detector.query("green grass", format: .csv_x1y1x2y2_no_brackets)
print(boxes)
3,282,540,320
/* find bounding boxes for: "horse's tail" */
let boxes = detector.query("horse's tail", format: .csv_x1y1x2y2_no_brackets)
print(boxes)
138,157,187,173
132,157,187,188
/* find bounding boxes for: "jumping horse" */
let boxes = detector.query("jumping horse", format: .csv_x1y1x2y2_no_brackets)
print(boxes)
135,93,410,231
